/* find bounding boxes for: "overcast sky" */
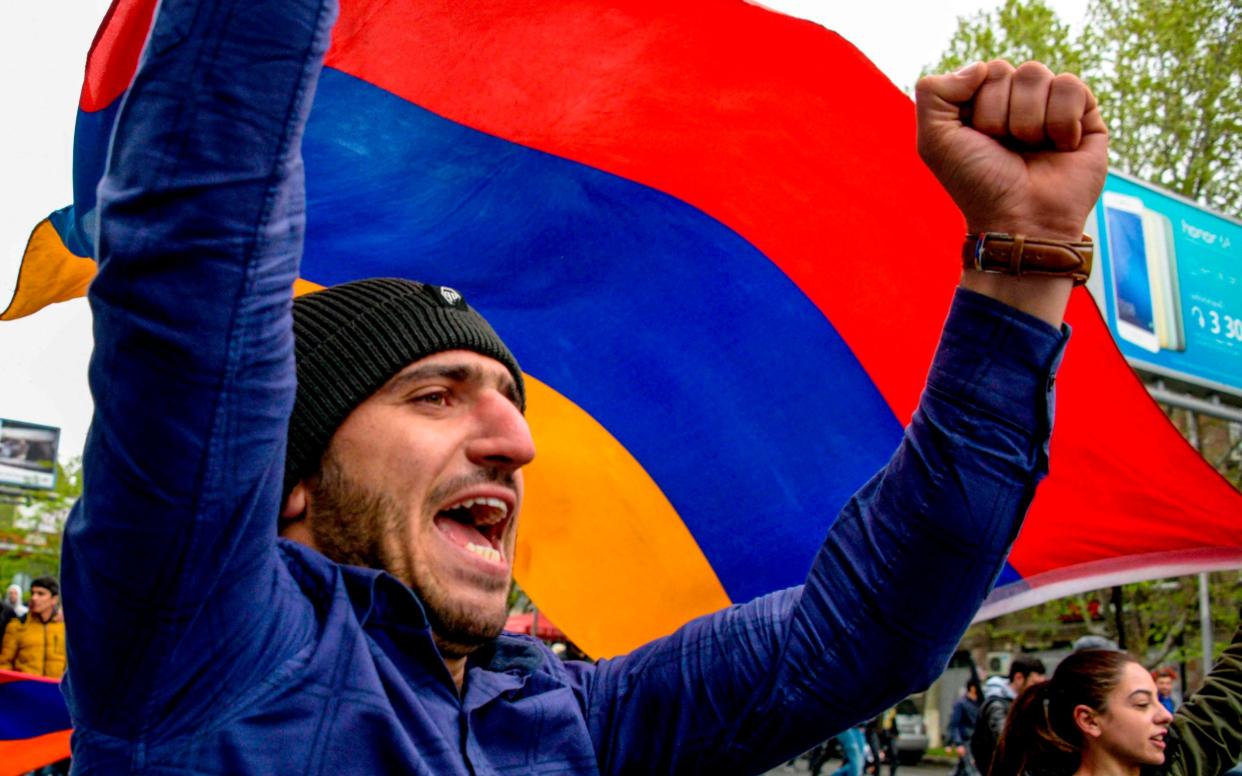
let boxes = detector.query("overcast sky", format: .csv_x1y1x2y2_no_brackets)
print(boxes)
0,0,1088,460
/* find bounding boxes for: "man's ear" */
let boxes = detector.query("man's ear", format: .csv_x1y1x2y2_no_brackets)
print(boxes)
279,482,313,545
282,482,308,519
1073,704,1102,740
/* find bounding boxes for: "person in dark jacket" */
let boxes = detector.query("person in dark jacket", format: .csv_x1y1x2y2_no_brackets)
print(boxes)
61,0,1108,771
990,626,1242,776
948,679,982,776
973,657,1047,772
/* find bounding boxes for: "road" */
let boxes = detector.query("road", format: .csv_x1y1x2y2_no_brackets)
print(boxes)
765,758,955,776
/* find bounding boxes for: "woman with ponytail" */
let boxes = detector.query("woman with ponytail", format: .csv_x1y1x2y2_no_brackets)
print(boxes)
989,625,1242,776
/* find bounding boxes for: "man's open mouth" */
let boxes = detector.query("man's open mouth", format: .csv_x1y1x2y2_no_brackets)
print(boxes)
434,496,511,565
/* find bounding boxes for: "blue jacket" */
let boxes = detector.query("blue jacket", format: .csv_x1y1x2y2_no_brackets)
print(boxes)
62,0,1067,772
947,695,981,746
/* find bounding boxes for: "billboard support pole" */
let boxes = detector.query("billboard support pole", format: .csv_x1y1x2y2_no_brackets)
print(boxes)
1198,572,1213,686
1181,410,1214,687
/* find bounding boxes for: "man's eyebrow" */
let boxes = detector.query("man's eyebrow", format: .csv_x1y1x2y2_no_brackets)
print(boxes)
384,362,520,404
384,364,480,394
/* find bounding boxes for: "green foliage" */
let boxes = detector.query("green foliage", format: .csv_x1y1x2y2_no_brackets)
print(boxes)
0,457,82,588
969,571,1241,686
924,0,1089,77
1082,0,1241,213
925,0,1242,215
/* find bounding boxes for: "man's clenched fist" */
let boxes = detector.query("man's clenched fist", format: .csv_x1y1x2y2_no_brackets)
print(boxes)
916,60,1108,243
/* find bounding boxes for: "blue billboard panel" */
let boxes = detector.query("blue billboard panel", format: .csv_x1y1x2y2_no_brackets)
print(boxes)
1087,172,1242,398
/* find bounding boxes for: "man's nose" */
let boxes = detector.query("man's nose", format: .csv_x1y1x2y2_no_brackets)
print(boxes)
466,390,536,470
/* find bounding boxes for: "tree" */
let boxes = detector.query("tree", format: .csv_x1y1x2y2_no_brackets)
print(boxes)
965,571,1241,689
927,0,1089,78
1081,0,1241,213
0,457,82,587
925,0,1242,215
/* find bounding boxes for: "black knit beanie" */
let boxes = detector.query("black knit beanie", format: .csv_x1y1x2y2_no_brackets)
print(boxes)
284,278,524,498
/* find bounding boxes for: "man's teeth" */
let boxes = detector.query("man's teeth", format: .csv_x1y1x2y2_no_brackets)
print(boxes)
453,497,509,522
465,542,502,563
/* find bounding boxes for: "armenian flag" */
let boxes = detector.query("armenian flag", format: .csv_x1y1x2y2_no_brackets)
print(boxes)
0,671,71,775
6,0,1241,668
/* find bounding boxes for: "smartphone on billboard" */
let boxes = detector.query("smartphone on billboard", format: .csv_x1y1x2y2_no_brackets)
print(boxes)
1148,211,1185,351
1103,192,1160,352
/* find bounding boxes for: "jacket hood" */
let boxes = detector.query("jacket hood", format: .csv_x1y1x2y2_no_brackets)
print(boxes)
982,674,1015,700
5,584,26,616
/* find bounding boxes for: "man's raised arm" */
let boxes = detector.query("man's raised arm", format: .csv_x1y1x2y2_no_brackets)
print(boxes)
62,0,338,740
576,61,1107,773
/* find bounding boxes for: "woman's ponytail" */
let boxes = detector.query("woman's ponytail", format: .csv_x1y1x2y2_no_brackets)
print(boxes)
987,649,1138,776
989,680,1076,776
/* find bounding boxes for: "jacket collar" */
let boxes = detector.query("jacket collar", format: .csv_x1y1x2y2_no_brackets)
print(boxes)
277,538,552,708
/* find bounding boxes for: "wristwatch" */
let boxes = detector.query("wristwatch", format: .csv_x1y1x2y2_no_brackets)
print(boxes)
962,233,1094,285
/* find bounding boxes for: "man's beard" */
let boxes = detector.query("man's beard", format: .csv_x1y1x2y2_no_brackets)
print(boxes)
306,449,510,658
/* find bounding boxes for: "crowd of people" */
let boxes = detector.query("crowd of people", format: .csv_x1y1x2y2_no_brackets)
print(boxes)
991,628,1242,776
784,624,1240,776
928,627,1242,776
798,713,902,776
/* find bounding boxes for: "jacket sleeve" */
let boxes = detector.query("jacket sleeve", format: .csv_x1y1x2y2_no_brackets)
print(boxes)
578,289,1067,774
0,619,18,669
60,0,338,739
1166,625,1242,776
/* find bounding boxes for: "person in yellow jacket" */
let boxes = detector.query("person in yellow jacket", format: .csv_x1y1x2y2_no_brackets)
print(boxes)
0,577,66,679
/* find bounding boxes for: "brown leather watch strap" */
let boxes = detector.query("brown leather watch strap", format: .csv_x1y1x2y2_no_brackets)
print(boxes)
962,233,1094,285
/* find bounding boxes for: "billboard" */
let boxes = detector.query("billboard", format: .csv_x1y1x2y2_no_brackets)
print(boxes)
0,419,59,490
1085,171,1242,400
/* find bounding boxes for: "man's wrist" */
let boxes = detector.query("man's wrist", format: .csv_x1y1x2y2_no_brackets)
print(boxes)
958,270,1073,329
